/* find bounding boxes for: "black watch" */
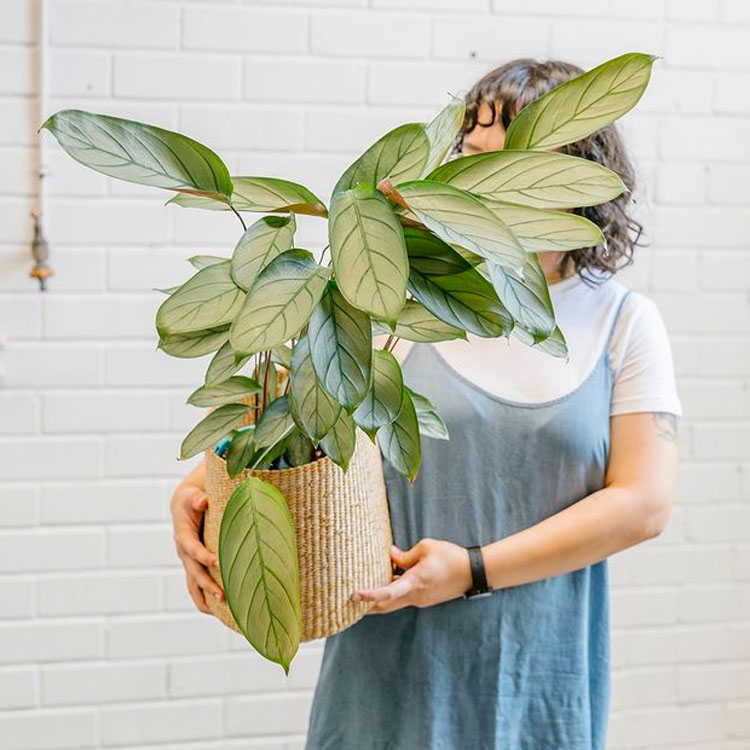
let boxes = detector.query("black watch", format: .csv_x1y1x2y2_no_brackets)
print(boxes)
463,544,493,599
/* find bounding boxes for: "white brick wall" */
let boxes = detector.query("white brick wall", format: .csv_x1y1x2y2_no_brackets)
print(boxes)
0,1,748,748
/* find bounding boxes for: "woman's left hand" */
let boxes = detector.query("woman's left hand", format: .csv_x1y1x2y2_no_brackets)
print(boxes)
351,538,473,614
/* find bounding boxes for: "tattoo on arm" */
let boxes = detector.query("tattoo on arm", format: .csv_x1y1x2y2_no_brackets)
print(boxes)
652,412,679,442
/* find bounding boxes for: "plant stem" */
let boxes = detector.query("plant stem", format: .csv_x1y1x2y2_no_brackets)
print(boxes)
388,336,402,354
319,244,330,265
230,205,247,231
383,334,394,351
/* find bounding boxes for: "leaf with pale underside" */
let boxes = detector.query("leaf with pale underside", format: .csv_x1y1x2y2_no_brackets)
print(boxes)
229,249,330,359
393,180,526,272
480,200,604,253
352,349,404,438
289,336,342,444
372,299,465,343
41,109,232,200
219,476,301,674
253,396,295,449
180,403,251,459
156,261,245,337
377,388,421,482
231,215,296,291
205,341,252,386
328,184,408,322
513,323,569,360
427,150,626,209
333,123,430,197
504,53,657,151
319,409,356,472
157,327,229,358
406,387,449,440
187,376,261,407
422,96,466,176
307,282,372,410
168,176,327,217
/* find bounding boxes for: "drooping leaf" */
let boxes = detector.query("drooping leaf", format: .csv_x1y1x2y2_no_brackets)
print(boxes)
406,387,449,440
226,427,256,478
156,261,245,337
513,323,569,360
205,341,252,386
253,396,295,449
408,266,513,338
393,180,526,272
180,403,251,459
480,200,604,253
231,215,296,291
377,388,421,482
229,249,330,359
427,150,626,209
504,53,657,151
307,282,372,409
271,344,292,370
487,253,557,343
157,327,229,358
169,176,327,217
422,96,466,175
187,376,262,407
188,255,227,269
372,299,466,343
402,226,472,276
319,409,356,472
333,123,430,197
288,336,342,443
41,109,232,200
328,184,408,321
219,476,301,673
352,349,404,438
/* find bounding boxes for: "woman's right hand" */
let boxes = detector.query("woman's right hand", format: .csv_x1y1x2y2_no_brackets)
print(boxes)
170,481,225,613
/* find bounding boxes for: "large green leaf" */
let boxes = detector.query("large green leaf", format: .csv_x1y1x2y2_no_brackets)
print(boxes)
402,226,472,276
504,53,657,151
487,253,557,343
408,265,513,338
422,96,466,176
187,376,261,407
288,336,342,443
169,176,327,217
156,261,245,337
180,403,251,459
427,150,626,209
219,476,301,673
231,215,296,291
253,396,295,449
393,180,526,272
328,184,408,322
333,123,430,197
41,110,232,200
229,249,330,359
407,387,449,440
319,409,356,472
307,282,372,409
372,299,466,343
205,341,252,386
157,327,229,359
352,349,404,437
480,200,604,253
377,388,421,482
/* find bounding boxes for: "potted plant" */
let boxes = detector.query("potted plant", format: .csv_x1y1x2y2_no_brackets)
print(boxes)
40,52,655,672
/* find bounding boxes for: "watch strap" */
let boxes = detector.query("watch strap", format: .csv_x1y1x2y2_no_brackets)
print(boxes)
463,544,492,599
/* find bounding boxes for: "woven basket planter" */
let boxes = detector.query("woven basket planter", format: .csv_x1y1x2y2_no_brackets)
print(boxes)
202,418,394,641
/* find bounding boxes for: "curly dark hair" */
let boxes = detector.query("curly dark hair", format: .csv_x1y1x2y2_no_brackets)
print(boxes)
454,58,644,284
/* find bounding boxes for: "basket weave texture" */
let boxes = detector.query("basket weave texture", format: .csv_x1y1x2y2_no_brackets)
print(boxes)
202,397,394,641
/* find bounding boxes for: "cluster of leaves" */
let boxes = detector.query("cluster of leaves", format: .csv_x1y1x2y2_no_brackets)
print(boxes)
41,52,655,672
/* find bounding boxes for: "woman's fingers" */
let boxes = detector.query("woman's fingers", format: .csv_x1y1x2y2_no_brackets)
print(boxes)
353,568,417,604
177,528,218,569
186,575,210,614
183,555,224,601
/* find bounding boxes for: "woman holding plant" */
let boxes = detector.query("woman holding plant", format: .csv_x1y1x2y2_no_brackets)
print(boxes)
43,50,680,750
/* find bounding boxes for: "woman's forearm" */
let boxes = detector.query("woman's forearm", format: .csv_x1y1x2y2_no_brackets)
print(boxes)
482,484,667,590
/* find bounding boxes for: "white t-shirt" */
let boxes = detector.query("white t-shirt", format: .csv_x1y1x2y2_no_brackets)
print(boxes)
405,272,682,417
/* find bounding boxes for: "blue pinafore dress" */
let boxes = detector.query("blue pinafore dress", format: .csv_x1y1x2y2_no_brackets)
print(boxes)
304,291,632,750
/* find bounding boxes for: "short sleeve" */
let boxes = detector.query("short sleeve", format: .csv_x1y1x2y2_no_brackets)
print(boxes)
609,292,683,418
